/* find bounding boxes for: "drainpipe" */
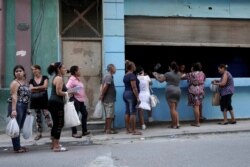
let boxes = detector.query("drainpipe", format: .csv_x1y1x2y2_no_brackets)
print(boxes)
0,0,5,87
15,0,31,80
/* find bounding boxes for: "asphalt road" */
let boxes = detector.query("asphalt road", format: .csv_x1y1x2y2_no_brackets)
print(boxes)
1,132,250,167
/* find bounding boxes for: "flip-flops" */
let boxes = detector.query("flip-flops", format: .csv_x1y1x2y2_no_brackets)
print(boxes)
217,122,228,125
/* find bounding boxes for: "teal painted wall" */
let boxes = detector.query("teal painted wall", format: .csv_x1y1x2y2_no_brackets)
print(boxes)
31,0,60,73
5,0,15,87
124,0,250,18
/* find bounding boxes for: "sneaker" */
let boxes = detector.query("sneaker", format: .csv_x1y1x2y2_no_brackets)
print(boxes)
148,117,154,123
142,124,146,130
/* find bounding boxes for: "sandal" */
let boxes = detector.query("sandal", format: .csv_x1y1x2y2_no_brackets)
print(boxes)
14,148,26,153
132,131,142,135
217,122,228,125
106,129,118,134
191,123,200,127
34,134,42,140
21,147,29,152
53,146,68,152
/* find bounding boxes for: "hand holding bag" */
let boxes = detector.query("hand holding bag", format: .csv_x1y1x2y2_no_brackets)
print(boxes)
150,87,160,108
6,118,20,138
64,93,81,128
150,94,160,108
22,114,34,139
93,100,104,119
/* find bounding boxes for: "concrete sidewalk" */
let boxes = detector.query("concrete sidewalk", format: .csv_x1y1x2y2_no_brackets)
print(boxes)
1,119,250,148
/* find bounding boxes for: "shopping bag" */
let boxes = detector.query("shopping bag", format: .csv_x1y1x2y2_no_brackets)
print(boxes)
22,114,34,139
64,94,81,128
93,100,104,119
150,94,159,108
6,118,20,138
212,92,220,106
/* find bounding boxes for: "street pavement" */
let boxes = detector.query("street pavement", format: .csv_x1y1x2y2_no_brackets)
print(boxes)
0,119,250,149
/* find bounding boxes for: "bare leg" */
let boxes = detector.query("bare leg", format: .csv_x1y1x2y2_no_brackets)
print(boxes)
125,114,131,133
130,114,142,135
223,110,228,123
191,105,200,126
138,108,146,129
229,110,236,122
168,102,178,128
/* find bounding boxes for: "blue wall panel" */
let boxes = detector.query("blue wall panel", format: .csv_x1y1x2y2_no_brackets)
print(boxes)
104,19,124,36
104,3,124,19
104,37,125,52
124,0,250,18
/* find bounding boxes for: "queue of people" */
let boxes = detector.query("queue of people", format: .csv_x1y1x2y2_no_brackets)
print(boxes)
6,61,236,153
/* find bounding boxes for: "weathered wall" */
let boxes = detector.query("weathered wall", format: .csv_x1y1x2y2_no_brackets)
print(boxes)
124,0,250,18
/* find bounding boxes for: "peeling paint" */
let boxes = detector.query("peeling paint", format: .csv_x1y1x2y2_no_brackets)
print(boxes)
16,50,26,57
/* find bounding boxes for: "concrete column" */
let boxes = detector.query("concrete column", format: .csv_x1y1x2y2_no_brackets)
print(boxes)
15,0,31,80
0,0,5,87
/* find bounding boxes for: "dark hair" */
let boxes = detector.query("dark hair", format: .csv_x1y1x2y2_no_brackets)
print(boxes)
170,61,179,73
125,60,135,71
107,64,114,72
136,66,144,75
47,62,63,75
13,65,25,78
69,65,79,75
192,62,202,71
219,64,228,70
31,64,41,70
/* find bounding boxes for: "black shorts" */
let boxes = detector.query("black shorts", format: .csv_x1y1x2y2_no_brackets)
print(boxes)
220,94,233,111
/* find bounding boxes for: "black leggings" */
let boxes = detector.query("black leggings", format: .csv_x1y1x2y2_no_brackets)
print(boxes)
48,101,64,139
70,98,88,134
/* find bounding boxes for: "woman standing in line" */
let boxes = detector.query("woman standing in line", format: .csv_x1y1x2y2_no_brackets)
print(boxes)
184,62,206,127
213,64,236,125
29,64,52,140
47,62,69,152
123,60,141,135
66,65,90,138
136,66,153,130
153,61,181,129
8,65,30,153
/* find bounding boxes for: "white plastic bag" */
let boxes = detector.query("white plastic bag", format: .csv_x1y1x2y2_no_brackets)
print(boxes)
150,94,160,108
210,84,219,92
6,118,20,138
22,114,34,139
64,94,81,128
93,100,104,119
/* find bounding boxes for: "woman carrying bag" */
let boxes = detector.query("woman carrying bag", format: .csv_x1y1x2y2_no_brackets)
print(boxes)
8,65,31,153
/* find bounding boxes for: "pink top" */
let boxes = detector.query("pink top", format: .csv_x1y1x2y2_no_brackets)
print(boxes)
66,76,86,102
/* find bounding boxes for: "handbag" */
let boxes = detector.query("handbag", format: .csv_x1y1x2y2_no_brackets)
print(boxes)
212,92,220,106
64,93,81,128
22,114,34,139
31,91,46,100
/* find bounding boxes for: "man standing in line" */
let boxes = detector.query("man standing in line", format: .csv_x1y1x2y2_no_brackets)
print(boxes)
99,64,118,134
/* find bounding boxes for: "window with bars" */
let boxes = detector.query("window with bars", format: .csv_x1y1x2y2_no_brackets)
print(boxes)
60,0,102,38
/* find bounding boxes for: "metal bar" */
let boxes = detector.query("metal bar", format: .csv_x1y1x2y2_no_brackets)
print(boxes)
74,10,101,37
61,1,97,35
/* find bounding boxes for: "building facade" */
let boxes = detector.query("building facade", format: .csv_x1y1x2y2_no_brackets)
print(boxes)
0,0,250,131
